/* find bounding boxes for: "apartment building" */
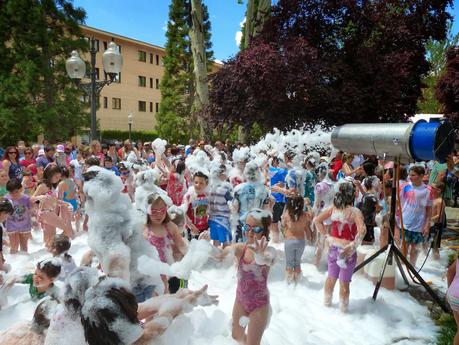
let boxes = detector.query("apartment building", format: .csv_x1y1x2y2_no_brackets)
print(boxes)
79,25,165,132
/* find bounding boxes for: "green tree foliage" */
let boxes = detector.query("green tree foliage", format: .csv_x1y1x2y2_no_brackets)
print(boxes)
418,22,459,114
157,0,213,143
0,0,89,145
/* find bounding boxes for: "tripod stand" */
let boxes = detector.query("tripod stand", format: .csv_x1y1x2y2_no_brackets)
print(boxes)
354,157,450,313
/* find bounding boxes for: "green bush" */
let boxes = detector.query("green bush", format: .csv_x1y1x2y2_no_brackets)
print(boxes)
101,130,158,143
436,313,457,345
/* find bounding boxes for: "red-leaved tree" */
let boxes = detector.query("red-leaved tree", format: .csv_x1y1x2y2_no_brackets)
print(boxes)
204,0,452,131
436,47,459,125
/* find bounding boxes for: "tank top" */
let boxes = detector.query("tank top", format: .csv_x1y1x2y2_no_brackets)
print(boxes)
9,161,23,180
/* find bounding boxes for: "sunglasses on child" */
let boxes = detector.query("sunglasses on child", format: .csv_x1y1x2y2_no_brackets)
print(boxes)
242,224,264,234
150,207,167,215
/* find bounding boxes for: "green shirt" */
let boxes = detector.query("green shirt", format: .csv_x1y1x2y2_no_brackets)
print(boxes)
21,273,58,300
429,162,452,199
0,185,7,198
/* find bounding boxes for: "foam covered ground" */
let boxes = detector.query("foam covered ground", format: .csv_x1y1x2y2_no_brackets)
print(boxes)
0,228,448,345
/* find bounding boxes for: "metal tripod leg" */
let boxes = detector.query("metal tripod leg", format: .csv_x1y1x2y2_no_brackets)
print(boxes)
354,244,388,273
393,253,410,286
373,245,392,301
392,245,450,313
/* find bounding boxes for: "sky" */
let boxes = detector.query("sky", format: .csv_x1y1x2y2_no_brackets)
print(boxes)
73,0,459,62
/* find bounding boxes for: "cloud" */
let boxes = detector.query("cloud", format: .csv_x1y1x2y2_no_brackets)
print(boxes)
214,59,223,64
235,17,246,47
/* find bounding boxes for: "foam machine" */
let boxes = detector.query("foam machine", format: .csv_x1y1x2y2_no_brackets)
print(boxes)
331,120,456,312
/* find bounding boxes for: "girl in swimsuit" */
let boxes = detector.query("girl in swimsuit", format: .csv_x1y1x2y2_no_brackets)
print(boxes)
33,165,74,249
314,180,366,313
143,193,187,297
220,208,276,345
57,167,81,232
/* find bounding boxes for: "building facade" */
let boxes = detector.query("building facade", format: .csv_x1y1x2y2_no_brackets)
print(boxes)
80,25,165,132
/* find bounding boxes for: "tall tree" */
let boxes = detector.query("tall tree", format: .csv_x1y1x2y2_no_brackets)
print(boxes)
0,0,88,145
436,47,459,125
418,22,459,114
205,0,452,131
157,0,214,142
189,0,211,139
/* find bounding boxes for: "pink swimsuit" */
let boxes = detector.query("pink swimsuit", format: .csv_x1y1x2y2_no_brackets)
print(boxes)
236,246,269,313
147,225,173,263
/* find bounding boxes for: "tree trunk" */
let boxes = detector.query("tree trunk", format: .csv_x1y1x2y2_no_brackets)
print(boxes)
254,0,270,37
189,0,211,140
243,0,255,50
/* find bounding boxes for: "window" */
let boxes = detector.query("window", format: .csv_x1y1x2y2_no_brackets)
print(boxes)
150,53,153,64
149,78,153,88
138,101,146,112
112,98,121,110
95,68,100,80
116,72,121,83
155,79,159,89
155,102,159,113
95,39,100,51
103,97,108,109
103,41,108,50
117,44,121,53
138,50,146,62
149,102,153,112
138,76,146,87
156,54,160,65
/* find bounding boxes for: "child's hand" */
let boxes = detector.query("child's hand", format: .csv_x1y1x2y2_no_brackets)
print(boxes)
253,237,268,255
198,230,210,241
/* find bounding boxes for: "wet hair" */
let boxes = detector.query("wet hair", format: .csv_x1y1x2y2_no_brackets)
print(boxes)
193,171,209,181
409,166,425,176
0,198,14,214
333,181,355,209
433,181,446,193
37,259,62,279
6,178,22,192
31,297,59,334
362,161,376,176
175,160,186,175
342,153,354,163
60,166,70,178
85,156,101,167
81,284,139,345
51,234,71,255
44,146,55,153
246,209,271,240
285,195,304,222
104,156,113,163
43,165,61,189
363,176,380,191
399,165,408,180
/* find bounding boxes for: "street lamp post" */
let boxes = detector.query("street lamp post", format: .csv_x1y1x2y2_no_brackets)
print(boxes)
128,113,133,142
66,38,123,141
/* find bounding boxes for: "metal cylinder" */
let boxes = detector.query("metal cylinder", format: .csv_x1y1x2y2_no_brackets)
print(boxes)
331,123,414,160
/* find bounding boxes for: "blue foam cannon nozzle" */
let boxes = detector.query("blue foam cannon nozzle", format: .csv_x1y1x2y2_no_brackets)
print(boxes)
409,120,456,163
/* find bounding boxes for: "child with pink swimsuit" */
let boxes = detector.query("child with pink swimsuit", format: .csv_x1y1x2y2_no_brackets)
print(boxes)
220,209,276,345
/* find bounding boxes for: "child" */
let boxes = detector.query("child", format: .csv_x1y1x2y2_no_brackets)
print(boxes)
5,178,36,253
0,169,8,197
103,156,120,176
0,199,14,284
429,181,446,260
21,169,37,196
58,167,80,232
314,181,366,312
5,259,61,300
208,164,234,248
282,195,312,284
182,171,210,240
167,158,187,206
219,209,275,345
50,234,77,280
358,176,381,245
144,193,187,296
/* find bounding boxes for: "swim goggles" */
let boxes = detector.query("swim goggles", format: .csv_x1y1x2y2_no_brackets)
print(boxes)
241,224,264,234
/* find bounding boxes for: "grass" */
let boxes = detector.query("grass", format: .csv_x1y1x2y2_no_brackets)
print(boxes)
436,313,456,345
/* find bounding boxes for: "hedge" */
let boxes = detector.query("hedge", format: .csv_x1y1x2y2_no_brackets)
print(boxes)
101,130,158,143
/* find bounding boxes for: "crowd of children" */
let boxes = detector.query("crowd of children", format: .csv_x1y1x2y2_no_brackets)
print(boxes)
0,137,458,345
